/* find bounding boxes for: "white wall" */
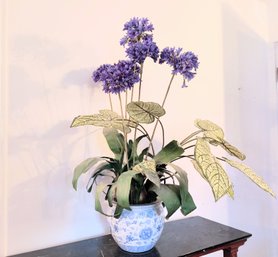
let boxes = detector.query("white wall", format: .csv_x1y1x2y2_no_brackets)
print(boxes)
221,1,278,257
1,0,8,256
1,0,277,256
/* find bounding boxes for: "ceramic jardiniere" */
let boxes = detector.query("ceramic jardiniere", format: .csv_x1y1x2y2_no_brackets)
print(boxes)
109,201,165,253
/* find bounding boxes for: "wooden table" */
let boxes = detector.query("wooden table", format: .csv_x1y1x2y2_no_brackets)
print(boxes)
8,216,252,257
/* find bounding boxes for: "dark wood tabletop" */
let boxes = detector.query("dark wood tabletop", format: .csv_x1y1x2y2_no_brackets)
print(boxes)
8,216,252,257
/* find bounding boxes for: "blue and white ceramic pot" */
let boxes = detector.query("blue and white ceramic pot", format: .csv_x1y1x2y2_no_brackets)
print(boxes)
109,201,165,253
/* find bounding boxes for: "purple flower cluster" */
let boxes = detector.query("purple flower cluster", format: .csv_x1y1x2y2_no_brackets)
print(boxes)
159,47,199,87
125,35,159,64
92,18,199,94
120,17,154,44
92,60,140,94
120,17,159,64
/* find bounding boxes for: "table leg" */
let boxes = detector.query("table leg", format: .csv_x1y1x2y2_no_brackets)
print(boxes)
223,247,239,257
223,239,248,257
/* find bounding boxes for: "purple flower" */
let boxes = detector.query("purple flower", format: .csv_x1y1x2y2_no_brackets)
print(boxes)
159,47,199,87
125,35,159,64
120,17,154,44
121,18,159,64
92,60,140,94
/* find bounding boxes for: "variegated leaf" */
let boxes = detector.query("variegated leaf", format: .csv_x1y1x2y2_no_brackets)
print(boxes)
71,109,131,133
127,101,165,124
194,138,233,200
220,140,246,160
133,160,160,187
191,159,234,199
224,158,276,197
195,119,224,142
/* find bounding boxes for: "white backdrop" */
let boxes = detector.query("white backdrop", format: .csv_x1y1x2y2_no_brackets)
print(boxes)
1,0,277,256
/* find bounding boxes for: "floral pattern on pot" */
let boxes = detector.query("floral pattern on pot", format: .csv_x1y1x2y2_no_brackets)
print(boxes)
109,202,165,253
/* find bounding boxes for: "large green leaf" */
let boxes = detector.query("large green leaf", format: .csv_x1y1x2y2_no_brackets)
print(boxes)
194,138,233,200
168,163,196,215
103,127,124,160
107,183,117,207
224,158,276,197
129,134,147,163
95,182,109,216
133,160,160,188
150,184,181,219
72,157,106,190
127,101,165,124
71,109,131,133
154,140,184,164
116,170,141,209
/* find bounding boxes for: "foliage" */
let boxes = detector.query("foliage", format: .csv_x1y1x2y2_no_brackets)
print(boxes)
71,18,275,219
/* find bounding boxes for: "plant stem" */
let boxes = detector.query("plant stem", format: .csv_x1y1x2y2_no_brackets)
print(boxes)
132,62,144,163
118,93,129,170
161,74,175,107
145,74,175,159
183,144,195,151
109,93,113,111
138,63,144,101
180,130,202,146
125,91,128,119
130,87,134,102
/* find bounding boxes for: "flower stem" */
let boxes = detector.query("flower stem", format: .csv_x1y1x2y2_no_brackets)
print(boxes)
161,73,175,107
109,93,113,111
118,93,129,170
125,91,128,119
145,74,175,159
138,63,144,101
180,130,202,146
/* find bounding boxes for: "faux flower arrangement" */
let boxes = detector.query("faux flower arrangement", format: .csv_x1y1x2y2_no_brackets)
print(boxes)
71,17,275,219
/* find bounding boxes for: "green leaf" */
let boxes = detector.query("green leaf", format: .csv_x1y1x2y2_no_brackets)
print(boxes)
95,182,109,216
113,204,124,219
86,162,115,192
168,163,196,215
107,183,117,207
72,157,106,190
116,170,141,209
127,101,165,124
133,160,160,188
223,158,276,197
195,119,224,141
103,127,124,160
194,138,233,200
154,140,184,164
129,134,147,162
71,109,131,133
150,184,181,219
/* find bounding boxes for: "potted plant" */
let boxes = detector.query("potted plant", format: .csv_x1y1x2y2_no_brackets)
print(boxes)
71,17,275,253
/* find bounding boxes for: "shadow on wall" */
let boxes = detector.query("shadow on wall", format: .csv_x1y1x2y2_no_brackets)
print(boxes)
8,57,108,252
8,119,108,250
62,68,93,88
222,2,277,257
